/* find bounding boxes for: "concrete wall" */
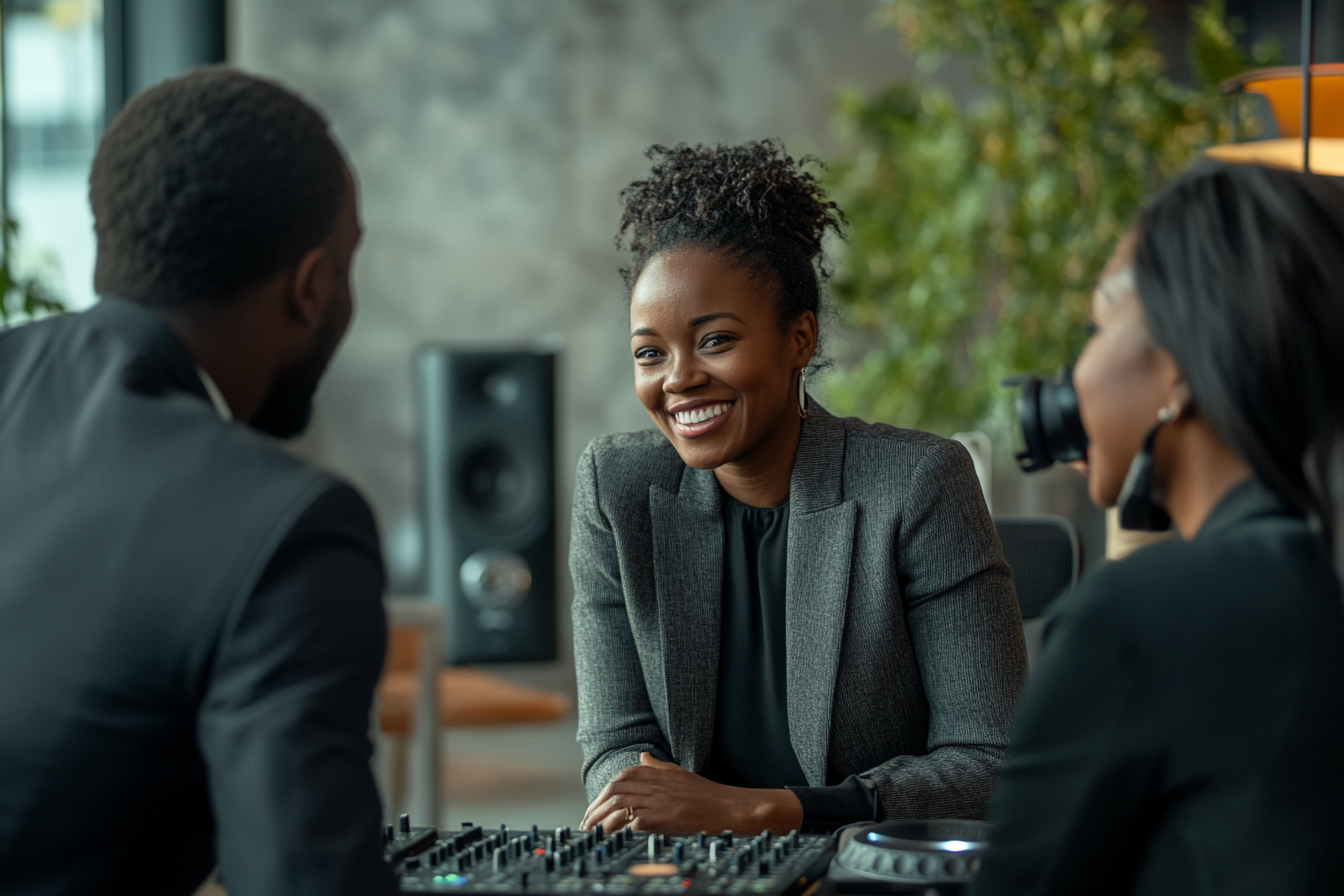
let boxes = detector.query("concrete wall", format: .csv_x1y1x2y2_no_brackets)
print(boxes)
231,0,916,663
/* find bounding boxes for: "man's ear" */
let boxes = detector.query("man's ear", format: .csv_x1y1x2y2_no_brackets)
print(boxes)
286,245,333,331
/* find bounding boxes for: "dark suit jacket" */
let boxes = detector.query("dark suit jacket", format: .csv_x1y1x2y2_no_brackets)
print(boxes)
571,402,1028,821
0,299,396,896
973,480,1344,896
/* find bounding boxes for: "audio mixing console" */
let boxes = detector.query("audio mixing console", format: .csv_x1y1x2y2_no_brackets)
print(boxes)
385,816,836,895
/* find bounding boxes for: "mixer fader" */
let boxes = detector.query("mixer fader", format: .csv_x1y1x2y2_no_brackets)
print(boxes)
388,816,836,895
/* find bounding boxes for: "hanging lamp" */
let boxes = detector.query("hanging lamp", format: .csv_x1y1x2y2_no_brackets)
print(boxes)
1205,0,1344,175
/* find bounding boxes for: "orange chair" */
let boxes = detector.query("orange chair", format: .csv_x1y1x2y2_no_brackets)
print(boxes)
378,626,570,731
375,606,571,820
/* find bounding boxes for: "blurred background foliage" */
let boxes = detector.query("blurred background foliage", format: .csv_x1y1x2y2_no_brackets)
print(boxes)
0,214,66,328
821,0,1279,438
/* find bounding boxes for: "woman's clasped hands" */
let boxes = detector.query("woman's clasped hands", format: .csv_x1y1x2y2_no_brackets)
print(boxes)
578,753,803,835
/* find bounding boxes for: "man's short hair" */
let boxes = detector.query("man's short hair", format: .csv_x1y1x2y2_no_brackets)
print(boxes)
89,66,347,308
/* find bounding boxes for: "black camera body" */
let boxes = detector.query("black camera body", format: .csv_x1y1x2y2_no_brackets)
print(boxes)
1003,366,1088,472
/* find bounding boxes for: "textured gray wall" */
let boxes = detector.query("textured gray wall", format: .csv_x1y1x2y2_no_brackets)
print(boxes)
231,0,915,612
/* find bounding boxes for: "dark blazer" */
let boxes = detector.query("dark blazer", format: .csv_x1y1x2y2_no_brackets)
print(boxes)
973,480,1344,896
570,401,1028,821
0,299,396,896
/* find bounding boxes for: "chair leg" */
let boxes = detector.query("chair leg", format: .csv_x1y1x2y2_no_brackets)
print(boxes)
374,728,408,820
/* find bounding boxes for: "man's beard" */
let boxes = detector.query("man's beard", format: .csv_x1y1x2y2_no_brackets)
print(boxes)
248,302,346,440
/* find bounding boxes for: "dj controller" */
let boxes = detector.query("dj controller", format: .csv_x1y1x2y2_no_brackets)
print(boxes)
385,815,989,896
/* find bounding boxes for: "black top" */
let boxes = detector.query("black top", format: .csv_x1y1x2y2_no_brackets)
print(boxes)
0,300,396,895
972,480,1344,896
702,494,879,831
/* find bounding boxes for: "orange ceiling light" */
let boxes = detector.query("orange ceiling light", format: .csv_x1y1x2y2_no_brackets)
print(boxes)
1222,64,1344,138
1207,0,1343,176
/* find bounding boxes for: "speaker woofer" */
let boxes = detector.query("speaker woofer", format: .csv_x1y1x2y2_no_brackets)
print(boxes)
454,439,542,530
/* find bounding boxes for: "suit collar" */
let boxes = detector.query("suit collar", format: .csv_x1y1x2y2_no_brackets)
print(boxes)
789,398,847,513
1197,478,1299,541
85,296,214,409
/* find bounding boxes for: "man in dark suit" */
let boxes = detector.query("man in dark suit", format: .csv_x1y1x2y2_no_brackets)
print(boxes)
0,67,397,895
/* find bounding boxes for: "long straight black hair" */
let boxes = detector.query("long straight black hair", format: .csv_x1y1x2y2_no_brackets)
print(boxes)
1132,161,1344,559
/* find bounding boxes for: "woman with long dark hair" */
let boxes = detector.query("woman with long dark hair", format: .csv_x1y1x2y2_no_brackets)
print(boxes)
974,162,1344,894
571,141,1028,835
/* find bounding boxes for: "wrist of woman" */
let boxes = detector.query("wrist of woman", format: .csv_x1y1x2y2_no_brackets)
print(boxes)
746,788,804,834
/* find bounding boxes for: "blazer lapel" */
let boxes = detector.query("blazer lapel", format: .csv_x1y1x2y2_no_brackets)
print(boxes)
649,465,722,773
785,400,857,786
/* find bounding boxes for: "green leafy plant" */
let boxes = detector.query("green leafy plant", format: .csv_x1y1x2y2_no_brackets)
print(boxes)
821,0,1277,437
0,213,66,328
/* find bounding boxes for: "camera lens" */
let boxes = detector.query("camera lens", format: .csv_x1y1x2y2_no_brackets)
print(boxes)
1001,365,1088,472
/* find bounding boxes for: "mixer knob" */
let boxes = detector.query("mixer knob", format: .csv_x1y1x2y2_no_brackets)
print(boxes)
399,814,412,834
720,831,734,847
519,871,530,890
500,823,510,835
383,823,394,844
761,831,772,846
532,824,540,843
773,845,784,864
697,832,708,849
545,854,555,872
575,858,587,878
493,847,508,872
555,827,566,845
564,826,573,842
673,841,685,863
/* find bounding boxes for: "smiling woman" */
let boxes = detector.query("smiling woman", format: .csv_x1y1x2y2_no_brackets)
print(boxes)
570,140,1029,837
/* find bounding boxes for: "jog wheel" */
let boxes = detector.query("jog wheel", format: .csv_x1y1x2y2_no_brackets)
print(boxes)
830,819,989,889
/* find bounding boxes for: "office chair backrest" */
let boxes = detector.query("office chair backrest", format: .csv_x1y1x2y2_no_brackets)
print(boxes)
994,515,1081,620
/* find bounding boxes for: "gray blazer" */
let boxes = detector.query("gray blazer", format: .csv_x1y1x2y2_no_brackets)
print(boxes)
570,401,1028,821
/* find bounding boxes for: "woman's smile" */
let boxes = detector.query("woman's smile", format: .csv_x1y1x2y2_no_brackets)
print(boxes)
669,400,736,436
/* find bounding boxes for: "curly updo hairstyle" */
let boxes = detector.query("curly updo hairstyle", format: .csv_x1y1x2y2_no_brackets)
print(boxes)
615,139,846,358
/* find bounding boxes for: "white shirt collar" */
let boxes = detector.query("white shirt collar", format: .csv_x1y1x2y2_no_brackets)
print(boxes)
196,367,233,421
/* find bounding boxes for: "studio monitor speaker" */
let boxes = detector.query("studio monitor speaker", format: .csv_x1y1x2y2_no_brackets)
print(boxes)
415,345,558,664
